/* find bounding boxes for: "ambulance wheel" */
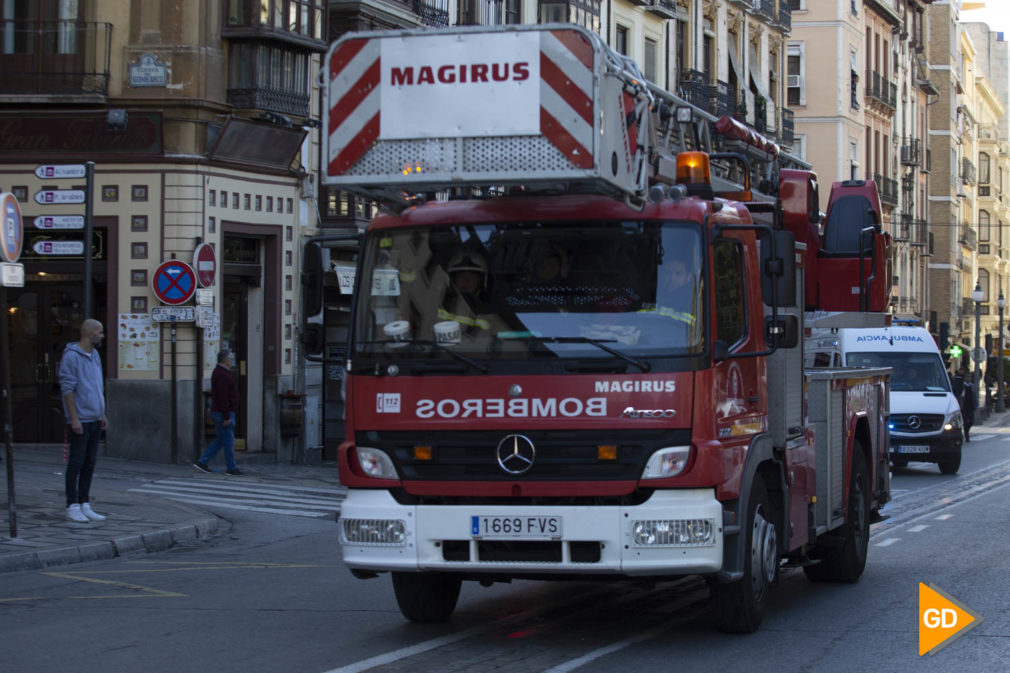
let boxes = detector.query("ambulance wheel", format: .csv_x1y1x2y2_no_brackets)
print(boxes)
392,572,462,623
804,447,869,583
710,475,778,633
891,456,908,469
938,455,961,475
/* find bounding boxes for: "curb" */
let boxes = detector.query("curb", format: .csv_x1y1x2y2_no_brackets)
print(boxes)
0,516,223,575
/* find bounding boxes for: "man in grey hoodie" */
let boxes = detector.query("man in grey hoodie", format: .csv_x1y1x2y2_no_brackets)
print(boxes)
59,319,109,523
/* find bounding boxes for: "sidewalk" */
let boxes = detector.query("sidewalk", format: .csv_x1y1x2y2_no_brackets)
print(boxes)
0,445,344,574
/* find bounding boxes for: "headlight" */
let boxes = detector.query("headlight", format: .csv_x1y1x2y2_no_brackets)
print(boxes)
354,446,398,479
640,446,690,479
944,411,963,432
632,519,714,546
341,518,406,545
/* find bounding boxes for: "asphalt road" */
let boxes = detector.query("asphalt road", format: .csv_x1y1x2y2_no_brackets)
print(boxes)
2,437,1008,673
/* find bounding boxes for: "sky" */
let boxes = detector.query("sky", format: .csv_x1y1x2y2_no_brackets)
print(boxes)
960,2,1010,37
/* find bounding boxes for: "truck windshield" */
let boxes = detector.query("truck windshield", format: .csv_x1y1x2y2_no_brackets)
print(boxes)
845,352,951,393
351,220,705,362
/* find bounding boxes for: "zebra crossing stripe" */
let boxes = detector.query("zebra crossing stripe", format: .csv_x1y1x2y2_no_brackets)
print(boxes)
134,489,335,518
128,479,344,518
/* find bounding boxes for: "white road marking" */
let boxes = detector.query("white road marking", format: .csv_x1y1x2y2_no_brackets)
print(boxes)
935,514,953,520
875,538,900,547
907,524,929,533
129,479,343,518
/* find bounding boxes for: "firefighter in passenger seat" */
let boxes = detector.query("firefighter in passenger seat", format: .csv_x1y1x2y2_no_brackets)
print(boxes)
645,254,697,326
439,249,495,335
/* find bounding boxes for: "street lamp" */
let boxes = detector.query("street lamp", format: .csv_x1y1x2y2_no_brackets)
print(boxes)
998,291,1006,412
972,281,984,414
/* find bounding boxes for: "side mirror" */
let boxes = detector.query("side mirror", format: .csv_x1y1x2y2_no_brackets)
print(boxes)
302,242,324,317
765,315,799,349
760,229,796,308
713,339,729,362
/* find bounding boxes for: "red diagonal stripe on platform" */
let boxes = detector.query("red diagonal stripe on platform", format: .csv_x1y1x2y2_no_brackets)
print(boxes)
550,29,594,70
329,57,381,140
541,107,592,168
540,51,593,127
329,38,368,81
329,112,381,175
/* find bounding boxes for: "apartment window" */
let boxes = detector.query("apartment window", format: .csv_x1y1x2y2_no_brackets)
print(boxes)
459,0,520,25
979,152,991,184
643,37,657,83
675,20,689,81
789,0,802,8
227,42,310,113
703,27,715,83
851,141,860,181
980,210,991,242
226,0,325,40
787,44,803,106
538,0,600,33
980,269,990,302
505,0,521,24
615,25,628,56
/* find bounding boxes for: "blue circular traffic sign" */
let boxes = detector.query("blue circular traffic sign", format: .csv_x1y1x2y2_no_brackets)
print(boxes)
152,260,197,305
1,192,23,263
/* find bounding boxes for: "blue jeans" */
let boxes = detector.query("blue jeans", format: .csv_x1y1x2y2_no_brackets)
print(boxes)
66,421,102,506
199,411,237,470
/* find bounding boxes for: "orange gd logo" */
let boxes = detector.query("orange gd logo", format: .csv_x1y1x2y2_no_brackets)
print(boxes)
918,583,983,656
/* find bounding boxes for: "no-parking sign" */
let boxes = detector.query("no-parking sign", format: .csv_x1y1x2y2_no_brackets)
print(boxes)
152,260,197,305
1,192,23,263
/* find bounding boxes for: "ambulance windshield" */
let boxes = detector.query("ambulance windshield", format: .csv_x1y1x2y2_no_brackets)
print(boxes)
351,220,705,367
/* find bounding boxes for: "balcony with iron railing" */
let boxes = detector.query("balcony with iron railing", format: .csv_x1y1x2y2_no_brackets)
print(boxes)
962,158,977,186
679,69,714,115
911,219,927,247
865,71,896,112
780,107,794,146
713,80,734,117
978,123,1000,144
960,226,978,250
0,20,112,96
755,0,777,22
874,174,899,206
901,138,921,166
777,0,792,32
645,0,678,18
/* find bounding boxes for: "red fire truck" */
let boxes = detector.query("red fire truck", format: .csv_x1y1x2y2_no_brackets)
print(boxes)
304,24,891,633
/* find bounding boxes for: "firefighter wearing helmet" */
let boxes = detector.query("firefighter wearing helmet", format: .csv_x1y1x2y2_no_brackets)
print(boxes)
439,248,493,332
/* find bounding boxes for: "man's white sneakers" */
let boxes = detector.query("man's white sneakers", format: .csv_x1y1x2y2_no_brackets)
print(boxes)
66,503,89,523
80,502,107,521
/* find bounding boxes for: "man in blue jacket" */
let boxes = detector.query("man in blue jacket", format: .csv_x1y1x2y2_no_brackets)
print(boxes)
59,319,109,523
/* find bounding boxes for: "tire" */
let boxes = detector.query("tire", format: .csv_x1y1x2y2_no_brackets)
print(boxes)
891,456,908,469
391,572,462,623
938,455,961,475
710,475,779,633
804,447,870,583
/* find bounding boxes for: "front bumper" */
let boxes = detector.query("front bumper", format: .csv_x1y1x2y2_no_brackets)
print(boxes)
889,430,962,462
338,488,724,577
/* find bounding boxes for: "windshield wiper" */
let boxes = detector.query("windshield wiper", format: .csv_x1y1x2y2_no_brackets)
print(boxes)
356,340,489,374
525,336,651,373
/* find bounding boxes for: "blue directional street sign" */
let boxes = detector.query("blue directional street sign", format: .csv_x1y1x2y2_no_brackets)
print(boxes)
152,260,197,305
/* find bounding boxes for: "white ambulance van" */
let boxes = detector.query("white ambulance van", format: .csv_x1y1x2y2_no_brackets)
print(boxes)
806,326,963,474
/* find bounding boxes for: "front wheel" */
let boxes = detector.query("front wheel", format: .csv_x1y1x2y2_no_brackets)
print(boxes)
938,455,961,475
804,446,870,583
392,572,462,623
710,475,778,633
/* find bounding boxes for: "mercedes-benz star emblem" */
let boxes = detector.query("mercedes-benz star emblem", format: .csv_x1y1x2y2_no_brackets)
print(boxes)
907,415,922,430
496,434,536,475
